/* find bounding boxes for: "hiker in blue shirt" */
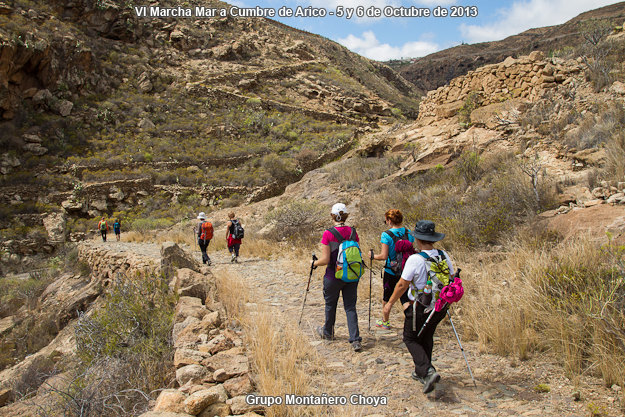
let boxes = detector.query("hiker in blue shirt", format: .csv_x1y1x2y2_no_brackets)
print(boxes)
371,209,414,330
113,219,121,241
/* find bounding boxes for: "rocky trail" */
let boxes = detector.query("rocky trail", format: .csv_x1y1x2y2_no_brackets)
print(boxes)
205,247,621,417
72,240,623,416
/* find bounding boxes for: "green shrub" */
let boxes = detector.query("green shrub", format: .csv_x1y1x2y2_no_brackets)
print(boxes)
458,92,481,127
69,272,177,415
324,156,401,189
454,150,481,185
129,217,175,232
265,199,326,244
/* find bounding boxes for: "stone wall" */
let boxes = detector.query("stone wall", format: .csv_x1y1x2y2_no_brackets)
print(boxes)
417,51,584,122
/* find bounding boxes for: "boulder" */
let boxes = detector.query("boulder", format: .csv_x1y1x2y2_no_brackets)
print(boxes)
1,153,21,175
528,51,544,61
198,402,230,417
202,348,248,380
227,395,264,415
171,268,214,301
23,134,42,143
198,333,234,355
173,316,200,344
175,311,221,347
176,364,210,386
33,89,52,104
154,389,188,413
23,142,48,156
435,100,463,119
183,389,220,415
174,349,211,368
175,296,207,323
43,212,67,243
138,412,194,417
55,100,73,117
139,79,153,93
607,193,625,205
61,199,84,212
108,186,125,201
90,199,108,211
139,118,156,130
0,316,16,336
0,387,13,406
161,242,200,274
223,375,254,397
609,81,625,95
200,384,228,403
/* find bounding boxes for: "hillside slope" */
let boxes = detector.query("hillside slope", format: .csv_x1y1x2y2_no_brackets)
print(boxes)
391,2,625,92
0,0,419,268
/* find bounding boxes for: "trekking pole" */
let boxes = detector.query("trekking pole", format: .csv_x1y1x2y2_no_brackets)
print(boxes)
298,254,317,326
417,305,438,336
369,250,373,331
447,310,477,388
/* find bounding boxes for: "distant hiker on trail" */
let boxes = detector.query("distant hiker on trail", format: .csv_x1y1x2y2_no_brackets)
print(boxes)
196,212,213,266
312,203,363,352
97,217,108,242
371,209,414,330
113,218,121,241
226,212,244,263
383,220,454,394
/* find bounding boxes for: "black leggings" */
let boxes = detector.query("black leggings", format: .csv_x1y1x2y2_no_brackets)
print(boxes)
228,243,240,256
403,303,446,377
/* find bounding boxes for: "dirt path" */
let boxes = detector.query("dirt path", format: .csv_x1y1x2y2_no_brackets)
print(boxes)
205,248,621,417
81,240,620,416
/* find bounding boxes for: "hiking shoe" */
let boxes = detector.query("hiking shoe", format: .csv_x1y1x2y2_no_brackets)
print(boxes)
411,371,425,384
375,320,390,330
230,254,236,263
351,341,362,352
234,256,239,263
422,367,440,394
316,326,332,340
206,259,212,266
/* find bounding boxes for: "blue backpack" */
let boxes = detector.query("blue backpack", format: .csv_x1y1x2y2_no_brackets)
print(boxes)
328,227,364,282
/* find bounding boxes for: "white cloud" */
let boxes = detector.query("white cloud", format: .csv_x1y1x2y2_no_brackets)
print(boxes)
339,30,439,60
460,0,618,43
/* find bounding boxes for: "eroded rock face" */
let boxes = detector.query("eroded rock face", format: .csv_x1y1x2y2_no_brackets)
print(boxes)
43,212,67,243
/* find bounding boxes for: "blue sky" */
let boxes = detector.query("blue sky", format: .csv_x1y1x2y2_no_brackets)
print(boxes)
230,0,621,60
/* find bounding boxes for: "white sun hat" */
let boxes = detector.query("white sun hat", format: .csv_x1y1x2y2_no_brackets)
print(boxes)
197,212,206,220
331,203,348,215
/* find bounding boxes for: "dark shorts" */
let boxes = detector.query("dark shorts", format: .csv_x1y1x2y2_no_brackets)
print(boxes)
383,271,409,304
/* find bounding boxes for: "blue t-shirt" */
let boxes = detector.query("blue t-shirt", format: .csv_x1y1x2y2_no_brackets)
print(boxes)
381,227,414,276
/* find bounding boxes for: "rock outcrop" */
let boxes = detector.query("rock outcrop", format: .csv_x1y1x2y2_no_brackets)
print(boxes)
418,53,584,123
0,241,263,417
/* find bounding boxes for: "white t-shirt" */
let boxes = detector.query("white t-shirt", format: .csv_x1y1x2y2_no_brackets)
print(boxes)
401,249,454,301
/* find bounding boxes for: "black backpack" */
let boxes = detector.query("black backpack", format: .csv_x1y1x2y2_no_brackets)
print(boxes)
231,219,245,240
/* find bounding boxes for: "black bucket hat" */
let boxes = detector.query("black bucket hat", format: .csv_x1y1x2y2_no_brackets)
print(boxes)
413,220,445,242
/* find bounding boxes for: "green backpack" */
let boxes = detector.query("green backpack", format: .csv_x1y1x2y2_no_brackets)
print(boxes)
328,227,364,282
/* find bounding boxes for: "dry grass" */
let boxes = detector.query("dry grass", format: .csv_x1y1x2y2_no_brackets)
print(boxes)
214,269,327,417
461,234,625,394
